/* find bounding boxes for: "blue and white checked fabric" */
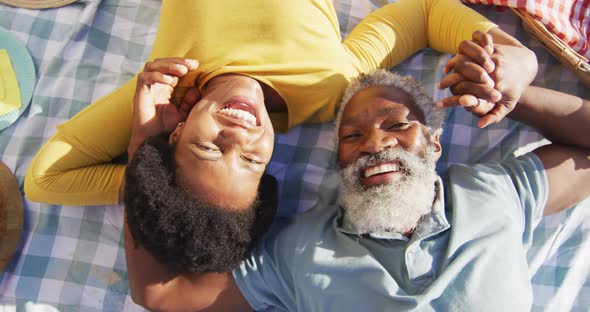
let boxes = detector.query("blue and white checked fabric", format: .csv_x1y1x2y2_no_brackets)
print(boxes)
0,0,588,311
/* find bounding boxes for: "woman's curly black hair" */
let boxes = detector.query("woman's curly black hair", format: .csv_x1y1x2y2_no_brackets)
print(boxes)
124,134,277,273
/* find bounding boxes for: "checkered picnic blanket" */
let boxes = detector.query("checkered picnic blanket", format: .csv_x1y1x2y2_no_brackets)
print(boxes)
463,0,590,58
0,0,589,311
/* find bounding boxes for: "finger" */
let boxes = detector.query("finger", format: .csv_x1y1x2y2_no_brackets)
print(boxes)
452,61,495,87
138,71,178,87
457,40,495,73
460,96,494,116
442,55,458,74
450,81,502,102
471,30,494,55
478,102,512,128
151,83,175,103
150,57,199,69
144,58,199,77
439,73,464,90
436,95,494,115
134,84,157,125
144,60,190,77
457,94,480,108
478,114,497,128
436,95,463,108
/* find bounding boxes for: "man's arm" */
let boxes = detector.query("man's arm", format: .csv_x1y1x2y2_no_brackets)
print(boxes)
438,31,538,128
438,32,588,215
508,86,590,215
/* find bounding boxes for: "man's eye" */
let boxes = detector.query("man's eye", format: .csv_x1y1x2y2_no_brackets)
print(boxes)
341,133,361,141
387,122,409,130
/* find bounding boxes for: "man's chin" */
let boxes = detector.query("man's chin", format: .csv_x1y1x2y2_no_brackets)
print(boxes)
340,182,434,234
339,146,438,234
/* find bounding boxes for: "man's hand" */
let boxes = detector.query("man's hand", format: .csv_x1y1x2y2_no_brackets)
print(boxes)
437,31,538,128
128,57,200,159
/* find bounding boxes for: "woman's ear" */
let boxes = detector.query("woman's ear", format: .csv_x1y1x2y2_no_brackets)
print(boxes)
168,123,183,145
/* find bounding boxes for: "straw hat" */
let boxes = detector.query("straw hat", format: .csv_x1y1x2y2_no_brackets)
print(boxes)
0,0,77,9
0,160,23,273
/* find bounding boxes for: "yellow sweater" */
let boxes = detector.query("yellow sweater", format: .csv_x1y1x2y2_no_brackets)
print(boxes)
25,0,495,205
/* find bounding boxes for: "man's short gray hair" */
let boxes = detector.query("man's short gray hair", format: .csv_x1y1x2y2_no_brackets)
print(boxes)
334,70,444,146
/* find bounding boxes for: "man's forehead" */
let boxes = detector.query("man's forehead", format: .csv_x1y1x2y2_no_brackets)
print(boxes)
354,85,412,104
341,86,417,122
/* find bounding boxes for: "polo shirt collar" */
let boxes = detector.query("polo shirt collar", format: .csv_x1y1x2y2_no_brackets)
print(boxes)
336,177,449,241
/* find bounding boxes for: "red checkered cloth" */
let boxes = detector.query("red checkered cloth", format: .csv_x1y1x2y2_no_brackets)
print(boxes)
463,0,590,58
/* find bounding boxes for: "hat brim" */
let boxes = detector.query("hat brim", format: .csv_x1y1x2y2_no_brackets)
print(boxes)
0,26,36,131
0,161,24,274
0,0,77,9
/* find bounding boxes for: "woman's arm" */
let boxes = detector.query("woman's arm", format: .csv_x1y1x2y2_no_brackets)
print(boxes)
25,56,200,206
24,77,137,205
342,0,499,72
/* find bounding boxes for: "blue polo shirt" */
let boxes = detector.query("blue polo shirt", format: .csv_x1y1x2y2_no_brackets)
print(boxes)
234,153,547,311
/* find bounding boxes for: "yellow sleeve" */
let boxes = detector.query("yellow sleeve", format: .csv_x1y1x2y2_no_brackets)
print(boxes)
24,77,137,205
342,0,497,73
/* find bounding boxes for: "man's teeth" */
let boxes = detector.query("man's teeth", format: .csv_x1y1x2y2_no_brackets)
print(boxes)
219,107,257,126
364,163,400,178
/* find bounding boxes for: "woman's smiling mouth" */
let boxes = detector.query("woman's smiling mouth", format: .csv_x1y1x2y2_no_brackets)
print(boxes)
218,98,259,127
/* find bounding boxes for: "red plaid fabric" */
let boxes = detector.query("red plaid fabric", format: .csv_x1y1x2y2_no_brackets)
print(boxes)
463,0,590,58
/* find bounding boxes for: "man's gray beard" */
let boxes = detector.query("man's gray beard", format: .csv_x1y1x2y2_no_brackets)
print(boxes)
339,146,438,234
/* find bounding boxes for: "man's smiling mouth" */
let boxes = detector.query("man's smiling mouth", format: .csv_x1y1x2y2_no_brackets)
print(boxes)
363,161,400,178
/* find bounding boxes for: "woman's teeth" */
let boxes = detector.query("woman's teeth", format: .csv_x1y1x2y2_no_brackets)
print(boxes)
364,163,400,178
219,107,257,126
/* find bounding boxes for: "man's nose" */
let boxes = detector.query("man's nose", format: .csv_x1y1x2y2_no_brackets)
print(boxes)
360,130,398,154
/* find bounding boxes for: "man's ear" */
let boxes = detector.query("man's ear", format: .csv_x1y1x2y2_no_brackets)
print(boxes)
169,124,182,145
431,132,442,159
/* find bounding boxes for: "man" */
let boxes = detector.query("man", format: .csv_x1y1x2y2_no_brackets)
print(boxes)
126,44,590,310
228,70,590,311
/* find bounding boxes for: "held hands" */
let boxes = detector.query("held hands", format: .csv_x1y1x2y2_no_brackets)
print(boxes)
437,31,538,128
128,57,200,159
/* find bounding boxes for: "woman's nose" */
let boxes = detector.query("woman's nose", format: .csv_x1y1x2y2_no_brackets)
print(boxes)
219,126,263,147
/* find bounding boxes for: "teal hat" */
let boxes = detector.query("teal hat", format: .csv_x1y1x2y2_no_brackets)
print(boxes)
0,26,36,131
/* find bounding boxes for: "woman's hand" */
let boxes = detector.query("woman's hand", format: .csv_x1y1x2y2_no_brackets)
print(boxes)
128,57,200,159
437,31,538,128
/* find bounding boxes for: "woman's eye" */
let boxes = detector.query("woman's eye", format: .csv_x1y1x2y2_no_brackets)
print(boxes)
197,144,220,152
242,155,263,164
